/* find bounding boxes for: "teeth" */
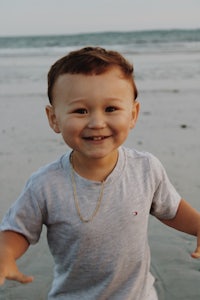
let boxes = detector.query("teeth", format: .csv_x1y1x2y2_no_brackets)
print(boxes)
84,136,106,141
92,136,103,140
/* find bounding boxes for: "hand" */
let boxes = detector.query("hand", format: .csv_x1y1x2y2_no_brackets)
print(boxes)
191,232,200,258
0,255,33,285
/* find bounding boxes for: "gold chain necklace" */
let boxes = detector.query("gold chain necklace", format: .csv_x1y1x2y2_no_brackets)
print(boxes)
69,152,105,223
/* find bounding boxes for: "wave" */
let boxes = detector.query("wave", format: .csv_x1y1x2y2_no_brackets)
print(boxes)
0,29,200,56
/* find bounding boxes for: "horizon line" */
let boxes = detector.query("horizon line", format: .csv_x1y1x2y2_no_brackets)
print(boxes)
0,27,200,39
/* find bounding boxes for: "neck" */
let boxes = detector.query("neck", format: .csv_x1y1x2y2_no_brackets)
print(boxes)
70,150,119,182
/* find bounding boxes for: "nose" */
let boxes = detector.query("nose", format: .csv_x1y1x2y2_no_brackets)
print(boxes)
87,111,106,129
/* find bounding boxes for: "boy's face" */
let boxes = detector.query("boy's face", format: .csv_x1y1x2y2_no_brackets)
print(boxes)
46,67,139,162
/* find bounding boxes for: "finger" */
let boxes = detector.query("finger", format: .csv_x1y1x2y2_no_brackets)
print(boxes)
13,272,34,284
0,275,5,286
0,271,33,285
191,246,200,259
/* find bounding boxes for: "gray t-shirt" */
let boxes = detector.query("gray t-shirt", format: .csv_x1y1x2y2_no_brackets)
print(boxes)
0,147,181,299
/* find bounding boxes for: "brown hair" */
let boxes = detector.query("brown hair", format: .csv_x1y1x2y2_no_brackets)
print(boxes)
47,46,138,104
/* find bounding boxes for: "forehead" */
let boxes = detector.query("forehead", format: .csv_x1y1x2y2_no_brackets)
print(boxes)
53,67,134,96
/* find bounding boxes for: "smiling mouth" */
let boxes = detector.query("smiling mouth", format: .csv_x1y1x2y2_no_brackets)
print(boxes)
83,136,108,141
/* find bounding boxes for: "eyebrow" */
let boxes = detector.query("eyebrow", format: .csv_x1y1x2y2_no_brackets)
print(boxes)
67,97,125,105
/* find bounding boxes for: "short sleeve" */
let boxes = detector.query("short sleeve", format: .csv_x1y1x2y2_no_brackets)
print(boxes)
149,155,181,219
0,178,44,244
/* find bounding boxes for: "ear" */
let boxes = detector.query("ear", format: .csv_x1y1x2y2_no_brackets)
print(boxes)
130,101,140,129
45,105,61,133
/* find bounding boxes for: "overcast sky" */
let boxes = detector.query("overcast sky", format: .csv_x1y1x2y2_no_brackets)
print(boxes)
0,0,200,37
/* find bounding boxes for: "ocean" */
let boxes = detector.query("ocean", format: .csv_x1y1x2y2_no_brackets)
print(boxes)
0,29,200,98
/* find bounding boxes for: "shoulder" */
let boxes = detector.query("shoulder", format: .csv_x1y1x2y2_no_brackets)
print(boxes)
26,152,71,190
122,146,161,167
121,146,166,180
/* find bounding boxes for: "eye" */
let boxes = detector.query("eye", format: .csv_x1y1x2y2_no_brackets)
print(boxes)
105,106,117,112
74,108,88,114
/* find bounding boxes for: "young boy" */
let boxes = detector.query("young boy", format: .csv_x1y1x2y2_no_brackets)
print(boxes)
0,47,200,300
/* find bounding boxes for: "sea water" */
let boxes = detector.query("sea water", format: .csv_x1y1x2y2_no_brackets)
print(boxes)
0,29,200,97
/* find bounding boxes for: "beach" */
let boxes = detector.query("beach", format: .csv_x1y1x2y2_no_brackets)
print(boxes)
0,30,200,299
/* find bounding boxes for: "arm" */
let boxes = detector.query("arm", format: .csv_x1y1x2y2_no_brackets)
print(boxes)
159,199,200,258
0,230,33,285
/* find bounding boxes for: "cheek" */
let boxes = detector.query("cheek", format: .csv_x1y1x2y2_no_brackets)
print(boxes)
61,121,76,135
113,113,134,130
59,119,82,141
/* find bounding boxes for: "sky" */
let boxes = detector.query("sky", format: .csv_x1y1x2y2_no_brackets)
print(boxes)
0,0,200,37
